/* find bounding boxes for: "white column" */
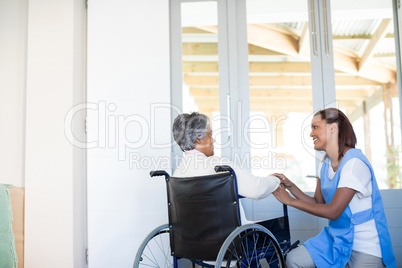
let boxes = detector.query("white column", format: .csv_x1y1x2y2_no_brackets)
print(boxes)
0,0,28,187
24,0,87,267
87,0,170,266
393,0,402,144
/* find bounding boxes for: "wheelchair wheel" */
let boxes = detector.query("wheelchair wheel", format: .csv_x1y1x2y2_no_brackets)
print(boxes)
215,224,285,268
133,224,173,268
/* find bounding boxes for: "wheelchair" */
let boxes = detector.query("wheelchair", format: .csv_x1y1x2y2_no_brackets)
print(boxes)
134,166,298,268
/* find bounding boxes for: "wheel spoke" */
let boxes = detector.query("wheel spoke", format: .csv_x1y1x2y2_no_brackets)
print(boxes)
135,226,173,268
221,227,284,268
144,243,161,267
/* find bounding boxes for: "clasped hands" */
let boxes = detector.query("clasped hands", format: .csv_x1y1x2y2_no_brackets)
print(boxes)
272,173,294,206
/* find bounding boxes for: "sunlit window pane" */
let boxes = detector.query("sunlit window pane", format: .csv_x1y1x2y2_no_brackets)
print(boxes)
332,1,401,189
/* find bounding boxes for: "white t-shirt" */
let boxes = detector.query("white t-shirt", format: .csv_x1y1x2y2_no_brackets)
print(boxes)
173,149,280,223
319,158,382,257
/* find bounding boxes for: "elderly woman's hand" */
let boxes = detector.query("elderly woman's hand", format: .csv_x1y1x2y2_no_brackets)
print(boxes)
273,184,294,206
272,173,293,189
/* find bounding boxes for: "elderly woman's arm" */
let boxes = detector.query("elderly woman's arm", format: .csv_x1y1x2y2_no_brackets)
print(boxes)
207,156,280,199
234,167,280,199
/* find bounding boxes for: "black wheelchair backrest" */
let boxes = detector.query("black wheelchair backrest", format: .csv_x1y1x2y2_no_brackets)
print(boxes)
166,171,240,261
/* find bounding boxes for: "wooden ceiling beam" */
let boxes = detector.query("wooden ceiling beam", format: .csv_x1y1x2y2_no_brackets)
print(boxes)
248,44,284,56
183,62,313,73
190,87,371,101
183,62,219,73
182,43,217,55
373,53,396,58
194,99,360,113
358,19,393,71
182,42,395,83
347,88,383,122
333,33,394,40
333,49,396,83
182,43,283,56
182,26,395,40
246,24,300,57
184,75,381,87
259,23,301,40
194,25,396,84
182,27,212,34
183,26,395,40
197,106,314,114
194,99,312,109
298,22,310,55
197,25,299,57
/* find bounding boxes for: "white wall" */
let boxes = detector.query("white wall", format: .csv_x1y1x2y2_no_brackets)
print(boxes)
24,0,87,267
382,189,402,267
87,0,171,267
0,0,28,187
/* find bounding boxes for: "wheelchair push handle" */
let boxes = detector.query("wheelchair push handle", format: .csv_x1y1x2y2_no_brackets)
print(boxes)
214,165,233,173
150,170,170,177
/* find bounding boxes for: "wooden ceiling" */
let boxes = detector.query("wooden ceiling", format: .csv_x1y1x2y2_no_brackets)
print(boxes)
181,21,398,119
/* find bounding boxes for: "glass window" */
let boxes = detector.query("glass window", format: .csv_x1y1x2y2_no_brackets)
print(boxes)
175,0,402,190
331,1,401,189
181,1,223,156
245,0,316,191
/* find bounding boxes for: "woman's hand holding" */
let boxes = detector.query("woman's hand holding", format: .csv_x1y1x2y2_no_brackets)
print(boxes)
273,184,294,206
273,173,317,205
272,173,293,189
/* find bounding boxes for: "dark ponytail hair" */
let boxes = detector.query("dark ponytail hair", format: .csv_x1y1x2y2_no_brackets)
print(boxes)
314,108,357,160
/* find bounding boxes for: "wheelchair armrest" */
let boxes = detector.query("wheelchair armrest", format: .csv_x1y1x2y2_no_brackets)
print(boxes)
150,170,169,177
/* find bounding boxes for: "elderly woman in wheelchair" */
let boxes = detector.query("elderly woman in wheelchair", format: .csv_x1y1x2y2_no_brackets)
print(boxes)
134,112,297,268
172,112,280,220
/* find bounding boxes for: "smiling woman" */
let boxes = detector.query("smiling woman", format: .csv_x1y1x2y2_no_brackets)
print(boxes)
273,108,396,268
311,108,357,163
310,116,332,152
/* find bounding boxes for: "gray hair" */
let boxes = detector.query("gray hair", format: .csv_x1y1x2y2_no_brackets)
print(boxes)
172,112,210,152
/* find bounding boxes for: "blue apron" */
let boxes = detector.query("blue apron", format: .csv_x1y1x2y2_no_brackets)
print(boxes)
304,149,396,268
